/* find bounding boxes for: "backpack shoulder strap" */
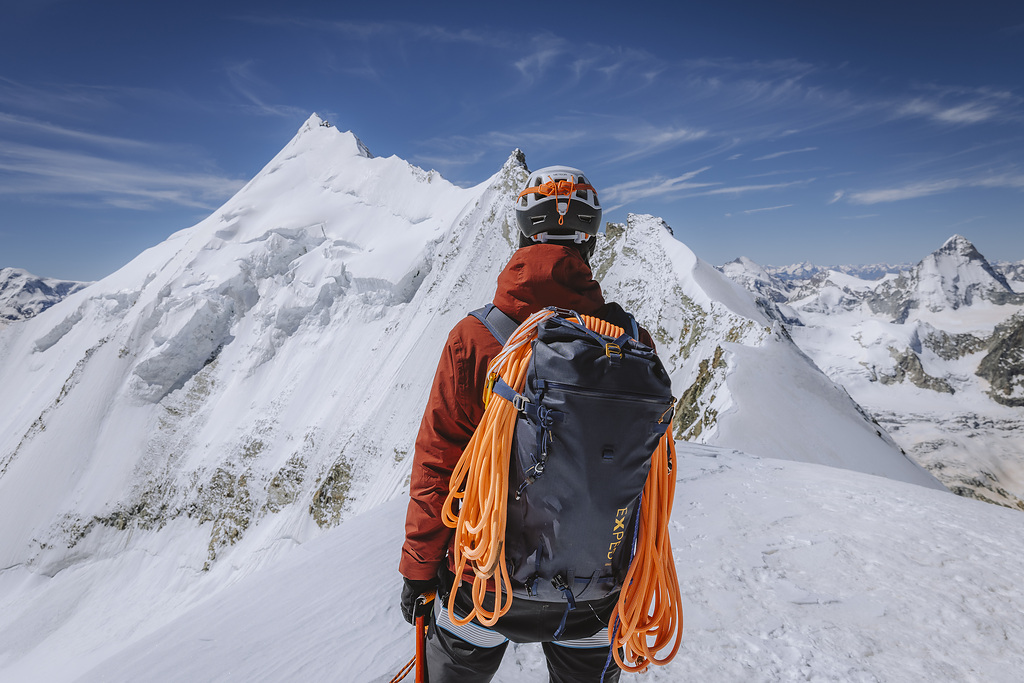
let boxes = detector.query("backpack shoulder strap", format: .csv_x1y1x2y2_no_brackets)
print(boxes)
468,304,520,346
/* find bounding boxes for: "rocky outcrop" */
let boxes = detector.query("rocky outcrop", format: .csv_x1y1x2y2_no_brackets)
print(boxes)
977,314,1024,407
879,348,954,394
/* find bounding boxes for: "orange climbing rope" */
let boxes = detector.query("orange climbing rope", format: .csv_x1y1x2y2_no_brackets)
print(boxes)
441,308,556,626
441,309,683,669
608,433,683,672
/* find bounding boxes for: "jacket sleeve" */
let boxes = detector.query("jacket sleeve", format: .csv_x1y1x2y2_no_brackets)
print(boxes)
399,323,485,581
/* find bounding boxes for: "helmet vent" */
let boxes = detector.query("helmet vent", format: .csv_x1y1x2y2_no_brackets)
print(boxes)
530,215,546,225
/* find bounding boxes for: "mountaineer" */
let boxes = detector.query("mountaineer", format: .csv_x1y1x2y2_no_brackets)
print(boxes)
399,165,680,683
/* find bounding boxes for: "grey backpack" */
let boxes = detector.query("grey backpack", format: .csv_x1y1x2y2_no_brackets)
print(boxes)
469,305,675,626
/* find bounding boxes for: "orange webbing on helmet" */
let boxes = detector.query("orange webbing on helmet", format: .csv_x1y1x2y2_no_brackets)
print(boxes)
517,179,597,227
441,310,683,670
517,180,598,200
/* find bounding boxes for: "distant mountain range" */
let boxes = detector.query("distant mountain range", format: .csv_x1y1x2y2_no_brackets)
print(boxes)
720,234,1024,509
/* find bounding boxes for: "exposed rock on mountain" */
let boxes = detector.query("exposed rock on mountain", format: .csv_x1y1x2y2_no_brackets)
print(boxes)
879,347,954,394
977,313,1024,407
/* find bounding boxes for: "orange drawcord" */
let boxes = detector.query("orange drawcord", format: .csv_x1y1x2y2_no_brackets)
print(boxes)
441,311,683,668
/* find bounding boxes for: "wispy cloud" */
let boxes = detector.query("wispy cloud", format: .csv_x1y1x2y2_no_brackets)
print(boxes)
515,42,567,82
241,16,496,47
602,167,716,205
687,178,814,197
897,98,1000,125
740,204,793,214
414,128,590,169
846,173,1024,204
0,143,245,210
0,75,117,115
609,125,708,162
753,147,818,161
893,86,1021,126
224,62,308,119
0,112,160,151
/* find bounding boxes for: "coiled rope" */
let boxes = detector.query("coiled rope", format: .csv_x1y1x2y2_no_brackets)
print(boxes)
441,309,683,670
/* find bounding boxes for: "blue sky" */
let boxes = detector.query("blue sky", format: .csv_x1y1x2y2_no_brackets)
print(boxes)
1,0,1022,281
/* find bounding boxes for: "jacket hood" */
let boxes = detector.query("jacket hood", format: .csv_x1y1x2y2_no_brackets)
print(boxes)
493,244,605,322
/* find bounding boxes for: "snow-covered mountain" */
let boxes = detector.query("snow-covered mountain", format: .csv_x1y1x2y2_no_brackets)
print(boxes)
0,114,966,681
995,259,1024,292
718,256,802,325
723,236,1024,509
0,267,89,323
765,261,909,282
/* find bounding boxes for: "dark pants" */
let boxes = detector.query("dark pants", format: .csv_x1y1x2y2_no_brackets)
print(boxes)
425,626,621,683
425,577,622,683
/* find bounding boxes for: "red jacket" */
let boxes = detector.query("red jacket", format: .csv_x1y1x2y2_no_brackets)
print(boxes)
399,244,653,582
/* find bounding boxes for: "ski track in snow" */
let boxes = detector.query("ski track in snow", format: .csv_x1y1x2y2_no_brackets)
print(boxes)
2,448,1012,683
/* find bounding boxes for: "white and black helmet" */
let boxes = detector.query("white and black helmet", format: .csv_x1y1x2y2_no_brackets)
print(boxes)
515,166,602,247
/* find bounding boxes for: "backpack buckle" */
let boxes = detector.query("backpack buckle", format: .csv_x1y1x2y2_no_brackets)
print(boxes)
605,342,622,359
512,393,530,412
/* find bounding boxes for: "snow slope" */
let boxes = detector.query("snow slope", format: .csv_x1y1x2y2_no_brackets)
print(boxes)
4,446,1012,683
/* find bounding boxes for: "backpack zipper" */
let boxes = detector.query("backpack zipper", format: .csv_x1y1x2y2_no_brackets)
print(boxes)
540,381,673,406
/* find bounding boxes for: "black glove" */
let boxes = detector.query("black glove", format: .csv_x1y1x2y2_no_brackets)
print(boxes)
401,577,438,624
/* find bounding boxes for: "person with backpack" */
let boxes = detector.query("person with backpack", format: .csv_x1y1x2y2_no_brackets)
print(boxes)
399,166,678,683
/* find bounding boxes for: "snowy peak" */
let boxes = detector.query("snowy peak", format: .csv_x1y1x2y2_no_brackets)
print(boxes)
718,256,800,324
502,148,528,174
912,234,1017,311
0,267,89,323
720,256,792,302
938,233,982,258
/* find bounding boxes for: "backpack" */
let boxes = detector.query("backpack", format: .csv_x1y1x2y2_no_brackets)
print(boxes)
466,304,675,606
